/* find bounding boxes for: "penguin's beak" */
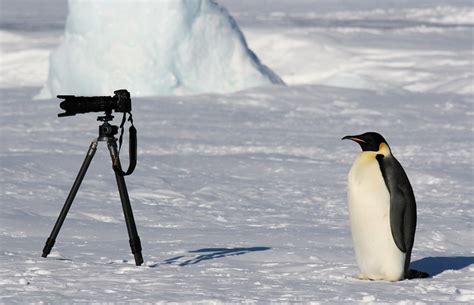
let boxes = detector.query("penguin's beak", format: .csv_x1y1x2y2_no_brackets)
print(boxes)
341,135,366,143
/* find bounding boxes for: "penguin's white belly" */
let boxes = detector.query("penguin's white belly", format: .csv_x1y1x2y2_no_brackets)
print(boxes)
348,153,405,281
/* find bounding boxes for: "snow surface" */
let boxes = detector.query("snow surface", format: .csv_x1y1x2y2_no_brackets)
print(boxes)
38,0,283,98
1,0,473,303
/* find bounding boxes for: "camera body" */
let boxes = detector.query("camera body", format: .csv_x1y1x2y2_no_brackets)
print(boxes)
58,89,131,117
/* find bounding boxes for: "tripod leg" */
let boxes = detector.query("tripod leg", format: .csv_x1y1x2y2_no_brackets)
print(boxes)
42,139,98,258
107,138,144,266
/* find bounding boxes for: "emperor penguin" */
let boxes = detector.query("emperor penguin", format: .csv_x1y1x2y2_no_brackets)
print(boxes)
342,132,428,281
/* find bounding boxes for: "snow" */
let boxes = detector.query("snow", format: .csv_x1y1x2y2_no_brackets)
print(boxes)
38,0,283,98
1,0,473,303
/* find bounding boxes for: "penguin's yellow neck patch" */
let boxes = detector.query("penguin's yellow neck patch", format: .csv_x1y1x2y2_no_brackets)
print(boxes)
378,143,391,156
358,143,391,161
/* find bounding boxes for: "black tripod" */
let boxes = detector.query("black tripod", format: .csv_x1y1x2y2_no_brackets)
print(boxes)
42,111,143,266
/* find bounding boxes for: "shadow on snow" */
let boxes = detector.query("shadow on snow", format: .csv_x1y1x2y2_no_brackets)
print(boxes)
151,247,271,267
411,256,474,277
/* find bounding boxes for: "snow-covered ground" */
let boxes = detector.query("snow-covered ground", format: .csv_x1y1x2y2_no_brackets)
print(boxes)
1,0,473,303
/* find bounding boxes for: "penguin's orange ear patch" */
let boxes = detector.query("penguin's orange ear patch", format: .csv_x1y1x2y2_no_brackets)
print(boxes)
378,143,390,155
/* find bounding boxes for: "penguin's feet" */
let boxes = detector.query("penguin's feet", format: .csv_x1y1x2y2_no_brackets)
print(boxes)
356,274,373,281
406,269,430,279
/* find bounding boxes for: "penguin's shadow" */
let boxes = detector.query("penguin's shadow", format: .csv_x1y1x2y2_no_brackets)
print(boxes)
151,246,271,267
411,256,474,276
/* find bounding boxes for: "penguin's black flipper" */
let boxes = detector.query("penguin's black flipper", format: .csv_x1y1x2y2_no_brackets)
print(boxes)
389,188,408,253
376,154,417,255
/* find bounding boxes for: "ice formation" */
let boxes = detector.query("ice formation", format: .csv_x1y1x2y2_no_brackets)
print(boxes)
39,0,283,98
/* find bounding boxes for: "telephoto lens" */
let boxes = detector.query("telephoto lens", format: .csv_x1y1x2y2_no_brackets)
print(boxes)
57,89,131,117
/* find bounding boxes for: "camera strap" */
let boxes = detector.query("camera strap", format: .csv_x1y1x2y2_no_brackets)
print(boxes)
114,112,137,176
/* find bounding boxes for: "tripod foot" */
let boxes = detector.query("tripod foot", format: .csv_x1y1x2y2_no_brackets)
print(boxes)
130,238,144,266
42,237,56,258
134,253,144,266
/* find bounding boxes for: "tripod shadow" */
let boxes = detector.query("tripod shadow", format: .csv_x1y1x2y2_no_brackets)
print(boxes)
158,247,271,267
410,256,474,277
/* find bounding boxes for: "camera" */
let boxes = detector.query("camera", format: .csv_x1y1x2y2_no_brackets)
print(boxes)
57,89,131,117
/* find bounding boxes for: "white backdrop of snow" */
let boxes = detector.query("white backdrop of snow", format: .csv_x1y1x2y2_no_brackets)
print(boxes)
39,0,283,98
1,0,473,303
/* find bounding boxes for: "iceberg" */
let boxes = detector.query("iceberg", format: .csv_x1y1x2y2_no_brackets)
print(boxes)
39,0,283,98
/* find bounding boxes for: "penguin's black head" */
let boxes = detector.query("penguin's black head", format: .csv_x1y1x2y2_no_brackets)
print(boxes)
342,132,388,152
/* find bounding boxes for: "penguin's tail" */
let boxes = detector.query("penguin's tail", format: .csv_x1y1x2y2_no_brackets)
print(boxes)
406,269,430,280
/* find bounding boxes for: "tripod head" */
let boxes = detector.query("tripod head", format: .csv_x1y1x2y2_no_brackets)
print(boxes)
97,110,114,122
95,109,137,177
97,111,118,138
